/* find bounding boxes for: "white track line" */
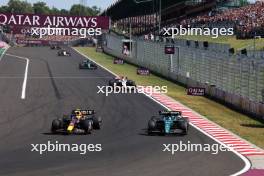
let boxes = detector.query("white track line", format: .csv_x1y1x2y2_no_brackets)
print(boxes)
6,54,29,100
72,47,251,176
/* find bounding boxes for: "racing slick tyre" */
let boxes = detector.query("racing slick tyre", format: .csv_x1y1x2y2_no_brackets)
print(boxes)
147,119,156,135
108,80,114,87
82,120,93,134
51,119,62,133
180,121,188,135
127,80,136,87
148,119,156,129
150,116,159,121
93,117,102,130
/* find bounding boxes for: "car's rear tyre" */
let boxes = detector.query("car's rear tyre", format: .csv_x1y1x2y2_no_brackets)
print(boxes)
127,80,136,87
51,119,61,133
82,120,92,134
109,80,114,87
181,122,188,135
93,117,102,129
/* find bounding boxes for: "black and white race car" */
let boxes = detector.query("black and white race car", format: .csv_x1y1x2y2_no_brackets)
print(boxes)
108,76,136,88
58,49,71,56
79,60,98,69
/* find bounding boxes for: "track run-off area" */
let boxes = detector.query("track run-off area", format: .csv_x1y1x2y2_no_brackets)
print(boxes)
0,47,248,176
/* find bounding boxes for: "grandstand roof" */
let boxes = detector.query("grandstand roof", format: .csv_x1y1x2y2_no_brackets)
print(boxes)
100,0,186,20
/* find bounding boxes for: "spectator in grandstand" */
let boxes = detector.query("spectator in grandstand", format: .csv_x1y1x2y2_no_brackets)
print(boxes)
177,1,264,39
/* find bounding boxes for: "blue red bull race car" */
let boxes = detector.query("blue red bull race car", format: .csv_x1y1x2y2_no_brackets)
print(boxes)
147,111,189,135
51,109,102,135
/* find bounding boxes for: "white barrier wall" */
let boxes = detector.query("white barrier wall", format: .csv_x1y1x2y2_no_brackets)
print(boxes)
103,33,264,118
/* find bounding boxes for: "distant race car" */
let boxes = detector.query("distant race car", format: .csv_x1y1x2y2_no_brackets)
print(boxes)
58,49,71,56
51,109,102,134
147,111,189,135
108,76,136,88
79,60,97,69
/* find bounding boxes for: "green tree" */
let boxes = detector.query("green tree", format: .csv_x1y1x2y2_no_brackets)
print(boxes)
21,1,33,13
60,9,69,15
239,0,249,6
0,6,9,13
0,1,100,16
70,4,101,16
0,0,32,13
70,4,87,16
33,1,50,14
8,0,23,13
50,7,60,15
91,5,101,15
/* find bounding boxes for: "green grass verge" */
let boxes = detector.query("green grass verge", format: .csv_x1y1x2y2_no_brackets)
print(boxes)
175,35,264,51
75,47,264,149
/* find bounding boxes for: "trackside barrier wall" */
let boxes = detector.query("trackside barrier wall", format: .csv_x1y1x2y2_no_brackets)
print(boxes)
103,33,264,119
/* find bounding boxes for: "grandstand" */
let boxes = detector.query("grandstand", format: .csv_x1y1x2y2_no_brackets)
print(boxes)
102,0,216,36
103,0,264,39
179,1,264,39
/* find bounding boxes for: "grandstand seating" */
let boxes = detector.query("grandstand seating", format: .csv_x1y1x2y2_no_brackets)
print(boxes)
110,1,264,39
178,1,264,39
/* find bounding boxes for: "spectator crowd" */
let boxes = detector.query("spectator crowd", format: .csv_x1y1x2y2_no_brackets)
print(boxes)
179,1,264,39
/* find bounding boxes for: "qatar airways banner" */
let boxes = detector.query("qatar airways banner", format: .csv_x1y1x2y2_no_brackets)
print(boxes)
0,13,110,37
0,13,109,28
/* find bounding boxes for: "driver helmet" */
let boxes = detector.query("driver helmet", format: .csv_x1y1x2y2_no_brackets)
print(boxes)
74,109,82,119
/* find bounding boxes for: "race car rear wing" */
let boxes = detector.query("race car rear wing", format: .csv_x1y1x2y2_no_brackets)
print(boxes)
159,110,182,116
72,110,95,115
81,110,95,115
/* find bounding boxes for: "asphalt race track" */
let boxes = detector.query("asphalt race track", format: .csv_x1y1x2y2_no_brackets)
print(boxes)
0,47,245,176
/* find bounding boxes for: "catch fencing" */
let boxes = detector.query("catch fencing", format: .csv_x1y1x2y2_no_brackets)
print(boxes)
103,33,264,118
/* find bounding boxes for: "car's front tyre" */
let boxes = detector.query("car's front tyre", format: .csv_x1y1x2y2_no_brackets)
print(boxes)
51,119,62,133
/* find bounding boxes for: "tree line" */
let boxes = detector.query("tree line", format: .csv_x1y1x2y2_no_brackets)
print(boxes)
0,0,101,16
